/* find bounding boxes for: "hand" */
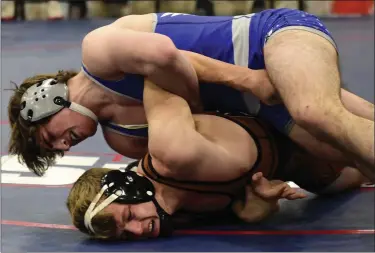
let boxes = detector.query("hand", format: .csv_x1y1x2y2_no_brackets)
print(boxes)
231,185,279,223
248,70,282,105
251,172,307,200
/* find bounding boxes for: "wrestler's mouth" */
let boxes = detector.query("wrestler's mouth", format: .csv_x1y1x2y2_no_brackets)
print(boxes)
148,220,155,234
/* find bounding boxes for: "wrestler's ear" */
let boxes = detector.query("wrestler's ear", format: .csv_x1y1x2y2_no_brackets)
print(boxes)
121,160,140,172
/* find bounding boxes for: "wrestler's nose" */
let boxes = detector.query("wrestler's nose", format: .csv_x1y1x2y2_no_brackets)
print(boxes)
54,138,70,151
124,221,143,236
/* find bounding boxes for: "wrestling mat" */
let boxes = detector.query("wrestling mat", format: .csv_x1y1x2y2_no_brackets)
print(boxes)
1,17,374,251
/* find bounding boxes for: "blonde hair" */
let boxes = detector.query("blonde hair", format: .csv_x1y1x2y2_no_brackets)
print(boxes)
7,70,77,176
66,168,118,239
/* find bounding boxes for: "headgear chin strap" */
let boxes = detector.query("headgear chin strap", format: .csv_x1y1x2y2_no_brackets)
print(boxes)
20,78,98,123
84,162,174,238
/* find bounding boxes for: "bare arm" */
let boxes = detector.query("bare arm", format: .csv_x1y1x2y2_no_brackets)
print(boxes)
143,80,246,181
82,25,200,108
180,50,281,105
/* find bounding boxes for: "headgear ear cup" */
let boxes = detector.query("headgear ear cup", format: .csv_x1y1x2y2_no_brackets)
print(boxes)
20,78,98,123
102,170,155,204
20,79,68,122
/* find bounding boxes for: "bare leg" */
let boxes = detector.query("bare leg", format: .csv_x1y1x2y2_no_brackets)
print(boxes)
321,166,370,194
289,124,351,163
341,88,374,121
342,89,375,178
264,30,374,180
289,89,374,169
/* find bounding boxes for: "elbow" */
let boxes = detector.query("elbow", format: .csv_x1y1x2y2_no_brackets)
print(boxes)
144,37,179,75
158,37,179,66
148,132,196,171
148,138,173,166
148,139,181,167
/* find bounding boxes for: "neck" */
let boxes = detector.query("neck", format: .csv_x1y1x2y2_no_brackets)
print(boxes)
67,72,114,121
154,185,182,216
137,158,182,216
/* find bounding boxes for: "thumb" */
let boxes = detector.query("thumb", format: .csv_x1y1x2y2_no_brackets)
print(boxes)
252,172,263,183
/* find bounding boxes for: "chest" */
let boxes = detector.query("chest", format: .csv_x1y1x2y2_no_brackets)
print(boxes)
180,191,232,212
109,103,147,125
101,101,149,159
167,186,242,225
149,164,246,214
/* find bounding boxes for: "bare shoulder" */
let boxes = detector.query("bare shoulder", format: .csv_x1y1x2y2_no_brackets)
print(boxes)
82,13,153,40
81,25,124,79
110,14,155,31
80,16,136,77
80,14,156,79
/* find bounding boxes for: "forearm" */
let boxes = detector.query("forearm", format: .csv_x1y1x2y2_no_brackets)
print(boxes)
143,80,195,127
143,80,196,159
181,50,279,104
180,50,250,90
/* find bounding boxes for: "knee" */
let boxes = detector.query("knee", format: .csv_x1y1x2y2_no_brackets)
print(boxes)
288,101,322,128
289,101,345,130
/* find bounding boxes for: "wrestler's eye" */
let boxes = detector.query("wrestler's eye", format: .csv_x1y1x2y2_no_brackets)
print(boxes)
70,131,79,141
128,210,133,221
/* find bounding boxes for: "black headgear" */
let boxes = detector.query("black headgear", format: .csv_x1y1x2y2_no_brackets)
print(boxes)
84,161,173,237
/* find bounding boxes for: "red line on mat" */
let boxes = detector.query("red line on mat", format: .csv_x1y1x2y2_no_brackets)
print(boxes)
2,220,77,230
175,229,375,236
112,154,123,162
1,220,374,235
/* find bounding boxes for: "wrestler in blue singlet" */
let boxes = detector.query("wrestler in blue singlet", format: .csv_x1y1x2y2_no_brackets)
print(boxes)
81,8,337,138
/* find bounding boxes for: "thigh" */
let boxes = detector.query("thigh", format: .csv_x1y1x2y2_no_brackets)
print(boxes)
264,29,342,113
288,124,352,163
279,148,347,194
341,88,375,121
321,166,369,194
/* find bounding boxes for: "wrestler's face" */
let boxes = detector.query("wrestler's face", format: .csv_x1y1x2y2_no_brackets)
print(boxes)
38,108,97,151
106,202,160,240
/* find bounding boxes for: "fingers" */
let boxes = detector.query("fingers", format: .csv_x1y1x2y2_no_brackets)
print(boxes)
252,174,289,199
281,187,307,200
289,192,307,199
251,172,271,197
270,182,289,197
251,174,307,200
